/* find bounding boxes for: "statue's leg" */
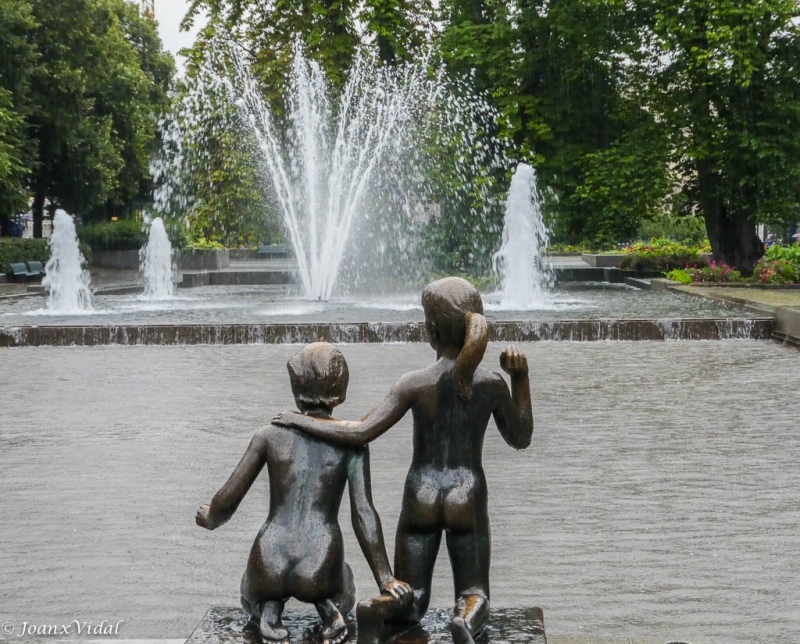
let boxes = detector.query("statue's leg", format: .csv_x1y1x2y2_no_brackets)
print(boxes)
259,601,289,644
450,593,489,644
315,598,348,644
240,595,262,633
356,529,442,644
446,524,491,644
355,595,403,644
393,528,443,624
332,563,356,617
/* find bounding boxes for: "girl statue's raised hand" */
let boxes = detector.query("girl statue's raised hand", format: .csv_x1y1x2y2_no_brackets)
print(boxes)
273,277,534,644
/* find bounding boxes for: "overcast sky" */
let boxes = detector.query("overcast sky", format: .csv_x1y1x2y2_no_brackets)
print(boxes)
154,0,206,67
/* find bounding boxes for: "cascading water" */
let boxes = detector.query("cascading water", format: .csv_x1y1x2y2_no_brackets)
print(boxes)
492,163,553,309
139,217,175,300
42,210,93,312
153,43,508,301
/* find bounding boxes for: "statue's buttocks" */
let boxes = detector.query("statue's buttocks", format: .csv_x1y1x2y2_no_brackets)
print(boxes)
197,344,411,644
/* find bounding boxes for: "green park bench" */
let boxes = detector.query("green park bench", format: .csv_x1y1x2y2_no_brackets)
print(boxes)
26,261,46,278
9,262,39,282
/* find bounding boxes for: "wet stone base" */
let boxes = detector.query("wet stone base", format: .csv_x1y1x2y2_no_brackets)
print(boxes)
0,318,775,347
186,607,546,644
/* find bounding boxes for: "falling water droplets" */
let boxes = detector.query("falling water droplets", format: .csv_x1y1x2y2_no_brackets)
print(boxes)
151,41,513,300
492,164,554,309
43,210,93,313
139,217,175,300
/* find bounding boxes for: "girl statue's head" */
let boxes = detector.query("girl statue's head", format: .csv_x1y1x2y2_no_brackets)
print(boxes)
421,277,489,401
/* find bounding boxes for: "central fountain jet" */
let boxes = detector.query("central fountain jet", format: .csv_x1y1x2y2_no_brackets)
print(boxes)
155,43,508,301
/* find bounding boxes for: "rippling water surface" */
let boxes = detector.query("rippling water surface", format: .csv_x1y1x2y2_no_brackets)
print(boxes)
0,283,749,326
0,341,797,643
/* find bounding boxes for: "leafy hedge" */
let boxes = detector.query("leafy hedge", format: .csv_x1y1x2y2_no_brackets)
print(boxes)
0,238,93,275
764,244,800,266
620,237,710,272
753,258,798,284
79,219,187,251
78,219,147,251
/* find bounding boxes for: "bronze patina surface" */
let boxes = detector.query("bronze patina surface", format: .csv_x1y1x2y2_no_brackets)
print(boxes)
197,343,411,644
275,278,534,644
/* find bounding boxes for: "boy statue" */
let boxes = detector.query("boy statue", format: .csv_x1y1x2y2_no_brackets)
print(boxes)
196,343,411,644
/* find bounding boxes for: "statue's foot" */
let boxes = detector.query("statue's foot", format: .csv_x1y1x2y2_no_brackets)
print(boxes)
259,618,289,644
244,616,260,633
451,616,487,644
321,613,348,644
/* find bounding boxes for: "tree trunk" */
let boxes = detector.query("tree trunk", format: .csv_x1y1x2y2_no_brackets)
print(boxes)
377,34,396,66
0,213,11,237
32,189,45,239
704,208,764,275
471,0,484,22
698,160,764,274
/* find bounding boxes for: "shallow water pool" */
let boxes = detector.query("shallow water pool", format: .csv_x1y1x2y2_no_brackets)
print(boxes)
0,283,748,326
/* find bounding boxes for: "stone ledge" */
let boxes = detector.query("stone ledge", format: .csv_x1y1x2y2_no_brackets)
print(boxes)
181,270,296,287
581,254,627,268
774,306,800,344
0,318,776,348
186,607,545,644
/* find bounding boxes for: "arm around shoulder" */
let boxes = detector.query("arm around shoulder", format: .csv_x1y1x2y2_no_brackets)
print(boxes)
274,374,415,447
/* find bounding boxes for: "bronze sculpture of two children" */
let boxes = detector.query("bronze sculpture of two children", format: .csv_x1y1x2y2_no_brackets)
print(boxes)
197,277,534,644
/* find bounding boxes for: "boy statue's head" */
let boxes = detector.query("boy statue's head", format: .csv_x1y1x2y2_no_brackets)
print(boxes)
287,342,349,414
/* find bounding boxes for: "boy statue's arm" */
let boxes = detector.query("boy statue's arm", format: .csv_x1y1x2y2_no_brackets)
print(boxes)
348,447,412,604
196,429,269,531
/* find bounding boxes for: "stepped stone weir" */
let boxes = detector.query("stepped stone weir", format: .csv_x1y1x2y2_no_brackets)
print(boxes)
0,318,775,348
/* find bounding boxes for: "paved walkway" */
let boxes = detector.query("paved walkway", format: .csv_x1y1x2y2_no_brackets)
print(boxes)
671,283,800,314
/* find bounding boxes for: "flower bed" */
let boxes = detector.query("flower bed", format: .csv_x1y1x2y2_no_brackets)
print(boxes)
620,237,710,272
664,243,800,285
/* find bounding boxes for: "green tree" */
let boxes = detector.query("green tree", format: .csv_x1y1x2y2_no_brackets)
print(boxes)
361,0,434,64
514,0,672,246
185,0,360,93
93,0,174,220
152,73,280,246
26,0,174,236
439,0,523,142
184,0,433,89
645,0,800,272
182,109,278,247
0,0,37,235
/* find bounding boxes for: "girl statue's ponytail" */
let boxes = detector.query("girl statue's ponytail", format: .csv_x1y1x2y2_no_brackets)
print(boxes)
453,311,489,401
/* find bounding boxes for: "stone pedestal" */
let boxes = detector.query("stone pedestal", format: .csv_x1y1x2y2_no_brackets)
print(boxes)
186,607,546,644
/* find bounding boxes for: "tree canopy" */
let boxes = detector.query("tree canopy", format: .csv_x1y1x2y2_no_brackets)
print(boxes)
642,0,800,270
5,0,796,270
0,0,174,237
